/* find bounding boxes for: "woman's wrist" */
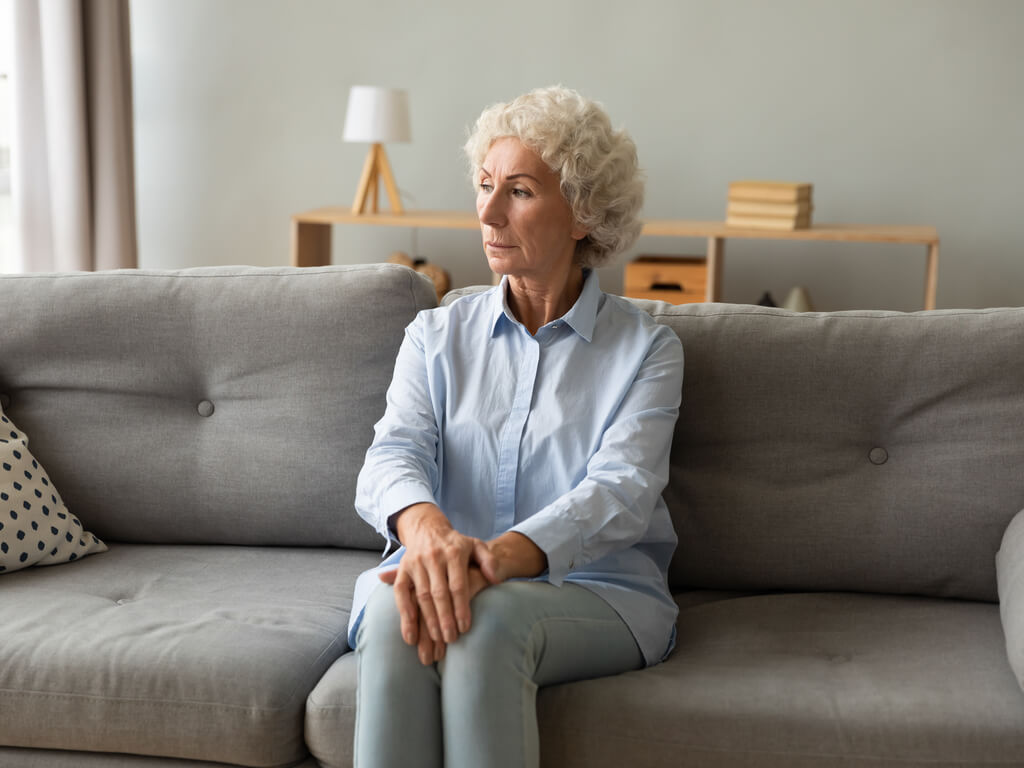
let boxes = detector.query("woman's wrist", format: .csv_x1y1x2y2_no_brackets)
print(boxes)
488,532,547,580
394,502,450,545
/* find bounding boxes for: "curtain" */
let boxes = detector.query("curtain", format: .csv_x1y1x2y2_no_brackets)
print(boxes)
11,0,137,272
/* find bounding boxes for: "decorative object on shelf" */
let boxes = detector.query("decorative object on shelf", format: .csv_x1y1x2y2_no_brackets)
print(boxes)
624,256,707,304
727,181,814,230
343,86,411,215
388,251,451,303
783,285,816,312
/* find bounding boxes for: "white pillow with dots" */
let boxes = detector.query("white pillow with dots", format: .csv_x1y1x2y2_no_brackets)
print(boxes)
0,405,107,574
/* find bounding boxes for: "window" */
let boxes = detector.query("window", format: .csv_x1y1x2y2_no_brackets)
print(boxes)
0,0,15,272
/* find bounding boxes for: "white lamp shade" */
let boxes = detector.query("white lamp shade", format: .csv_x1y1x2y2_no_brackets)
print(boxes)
343,86,411,143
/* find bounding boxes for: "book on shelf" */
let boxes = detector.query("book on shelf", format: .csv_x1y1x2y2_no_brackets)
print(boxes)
728,180,812,203
726,200,814,217
726,213,813,230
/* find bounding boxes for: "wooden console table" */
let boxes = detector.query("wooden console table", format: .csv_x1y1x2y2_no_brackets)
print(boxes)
291,207,940,309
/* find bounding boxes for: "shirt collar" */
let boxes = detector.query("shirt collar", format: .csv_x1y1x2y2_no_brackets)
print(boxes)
489,269,600,342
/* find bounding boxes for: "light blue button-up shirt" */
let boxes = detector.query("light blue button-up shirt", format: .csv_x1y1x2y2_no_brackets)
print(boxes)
347,269,683,665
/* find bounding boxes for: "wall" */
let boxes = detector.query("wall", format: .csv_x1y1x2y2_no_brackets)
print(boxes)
130,0,1024,310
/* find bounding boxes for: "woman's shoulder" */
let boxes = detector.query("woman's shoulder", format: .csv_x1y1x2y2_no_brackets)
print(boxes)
601,292,679,332
412,285,499,331
599,293,684,355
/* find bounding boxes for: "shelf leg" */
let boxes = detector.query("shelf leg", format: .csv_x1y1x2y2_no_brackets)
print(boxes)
924,242,939,310
291,219,332,267
706,237,724,302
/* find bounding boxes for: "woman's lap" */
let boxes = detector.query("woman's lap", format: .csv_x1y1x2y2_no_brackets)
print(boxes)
354,580,642,768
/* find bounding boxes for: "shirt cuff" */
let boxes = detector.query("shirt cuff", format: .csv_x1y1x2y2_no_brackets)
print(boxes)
377,481,437,542
510,514,582,586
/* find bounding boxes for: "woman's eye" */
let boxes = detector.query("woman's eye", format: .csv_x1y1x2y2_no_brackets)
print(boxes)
478,182,493,193
512,188,531,198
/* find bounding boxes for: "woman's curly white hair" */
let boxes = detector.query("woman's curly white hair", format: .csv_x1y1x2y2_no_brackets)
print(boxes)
464,86,644,269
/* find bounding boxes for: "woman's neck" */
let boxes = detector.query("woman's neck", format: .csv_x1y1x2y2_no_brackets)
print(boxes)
506,267,585,336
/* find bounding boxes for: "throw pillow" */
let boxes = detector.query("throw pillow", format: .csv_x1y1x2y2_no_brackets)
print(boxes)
0,406,106,574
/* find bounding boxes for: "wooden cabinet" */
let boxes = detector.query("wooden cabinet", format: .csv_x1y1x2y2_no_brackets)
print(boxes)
624,256,707,303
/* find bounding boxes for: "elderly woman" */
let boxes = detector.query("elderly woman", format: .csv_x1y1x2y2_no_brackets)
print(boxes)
347,85,683,768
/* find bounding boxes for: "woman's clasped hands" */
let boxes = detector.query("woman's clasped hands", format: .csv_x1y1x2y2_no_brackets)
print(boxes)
378,501,546,665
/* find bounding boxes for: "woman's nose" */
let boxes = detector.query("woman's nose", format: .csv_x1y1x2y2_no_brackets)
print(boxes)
478,190,506,226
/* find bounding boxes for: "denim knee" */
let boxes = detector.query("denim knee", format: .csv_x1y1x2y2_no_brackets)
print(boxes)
356,584,402,650
442,583,541,678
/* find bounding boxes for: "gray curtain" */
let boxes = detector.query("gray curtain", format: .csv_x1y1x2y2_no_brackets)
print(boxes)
12,0,137,272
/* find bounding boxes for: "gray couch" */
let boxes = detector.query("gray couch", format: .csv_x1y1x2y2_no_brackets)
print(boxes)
1,264,1022,767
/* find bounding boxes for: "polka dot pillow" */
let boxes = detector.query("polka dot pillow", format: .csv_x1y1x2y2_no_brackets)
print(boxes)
0,405,106,574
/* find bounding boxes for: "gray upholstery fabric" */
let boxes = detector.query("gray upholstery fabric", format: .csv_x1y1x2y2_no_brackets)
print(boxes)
0,748,320,768
305,591,1024,768
305,652,358,768
998,508,1024,691
646,302,1024,600
0,265,436,549
537,592,1024,767
0,542,380,766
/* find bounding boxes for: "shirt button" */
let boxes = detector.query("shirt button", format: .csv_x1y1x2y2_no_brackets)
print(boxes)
869,447,888,465
197,400,215,417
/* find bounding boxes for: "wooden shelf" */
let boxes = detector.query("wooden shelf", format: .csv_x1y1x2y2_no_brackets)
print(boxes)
290,209,940,309
642,220,938,245
294,207,479,230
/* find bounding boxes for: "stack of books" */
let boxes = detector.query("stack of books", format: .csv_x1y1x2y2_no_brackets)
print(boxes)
726,181,813,230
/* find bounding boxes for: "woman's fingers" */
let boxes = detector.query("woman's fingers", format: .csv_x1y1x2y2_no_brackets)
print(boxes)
447,557,471,636
391,567,420,646
410,559,444,643
423,555,460,644
417,614,445,666
405,533,475,643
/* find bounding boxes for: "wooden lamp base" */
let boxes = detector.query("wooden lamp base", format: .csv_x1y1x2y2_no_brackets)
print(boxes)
352,142,403,215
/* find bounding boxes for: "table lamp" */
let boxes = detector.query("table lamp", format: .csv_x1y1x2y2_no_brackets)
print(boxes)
343,86,411,215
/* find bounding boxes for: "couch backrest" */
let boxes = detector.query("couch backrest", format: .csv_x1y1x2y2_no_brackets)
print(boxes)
0,265,437,549
646,302,1024,602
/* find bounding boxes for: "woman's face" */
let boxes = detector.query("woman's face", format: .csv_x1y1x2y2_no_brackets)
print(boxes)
476,137,586,282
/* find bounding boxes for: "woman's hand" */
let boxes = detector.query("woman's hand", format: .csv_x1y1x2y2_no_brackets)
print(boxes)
476,531,548,583
383,503,498,648
378,504,548,665
381,564,491,665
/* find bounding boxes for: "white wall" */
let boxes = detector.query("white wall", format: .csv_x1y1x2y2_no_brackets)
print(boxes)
130,0,1024,310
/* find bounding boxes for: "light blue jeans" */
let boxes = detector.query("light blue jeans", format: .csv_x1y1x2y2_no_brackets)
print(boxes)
354,580,643,768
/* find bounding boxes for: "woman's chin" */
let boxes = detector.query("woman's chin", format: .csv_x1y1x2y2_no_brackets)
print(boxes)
485,254,514,275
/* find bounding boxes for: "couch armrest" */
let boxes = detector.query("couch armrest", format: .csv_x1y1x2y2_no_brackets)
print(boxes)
997,508,1024,690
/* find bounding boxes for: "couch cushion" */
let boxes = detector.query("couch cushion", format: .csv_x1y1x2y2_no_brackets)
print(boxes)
0,543,380,767
304,591,1024,767
537,592,1024,767
305,652,358,768
0,748,323,767
0,265,437,548
997,508,1024,691
0,406,106,573
644,302,1024,600
303,597,754,768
